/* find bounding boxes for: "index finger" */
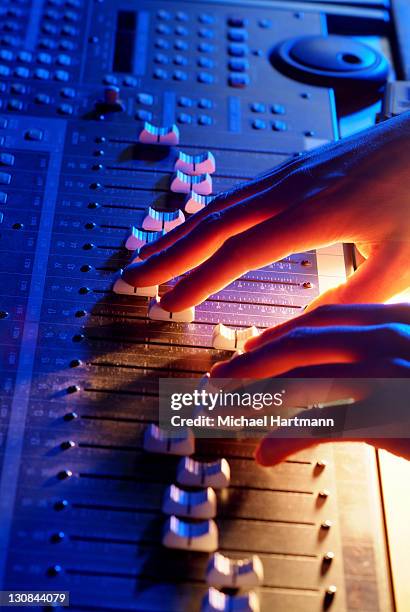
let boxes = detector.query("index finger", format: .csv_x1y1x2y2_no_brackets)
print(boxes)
138,155,302,260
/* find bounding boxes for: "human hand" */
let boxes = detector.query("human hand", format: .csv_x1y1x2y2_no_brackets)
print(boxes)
123,112,410,311
208,303,410,465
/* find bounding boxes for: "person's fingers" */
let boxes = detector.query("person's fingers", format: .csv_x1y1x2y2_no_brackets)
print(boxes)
210,324,410,378
245,303,410,351
139,155,303,260
159,197,345,311
306,241,410,310
123,186,282,288
255,390,410,466
256,436,410,466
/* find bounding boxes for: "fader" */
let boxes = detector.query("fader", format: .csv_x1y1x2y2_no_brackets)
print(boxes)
0,0,404,609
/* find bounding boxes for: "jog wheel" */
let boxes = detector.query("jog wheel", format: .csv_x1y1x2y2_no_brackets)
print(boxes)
271,34,389,112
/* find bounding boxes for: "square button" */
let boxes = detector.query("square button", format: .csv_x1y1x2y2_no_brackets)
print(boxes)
227,29,248,43
25,129,44,141
228,74,249,88
0,153,14,166
228,43,247,57
0,192,7,204
0,172,11,185
228,59,248,72
137,93,154,106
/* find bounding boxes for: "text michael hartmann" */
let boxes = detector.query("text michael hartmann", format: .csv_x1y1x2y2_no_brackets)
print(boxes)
170,415,335,428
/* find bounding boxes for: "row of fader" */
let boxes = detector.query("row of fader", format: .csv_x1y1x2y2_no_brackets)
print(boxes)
143,422,264,611
143,423,219,552
114,121,216,322
133,120,264,608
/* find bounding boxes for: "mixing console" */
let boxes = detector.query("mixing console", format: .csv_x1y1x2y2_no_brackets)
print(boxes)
0,0,405,610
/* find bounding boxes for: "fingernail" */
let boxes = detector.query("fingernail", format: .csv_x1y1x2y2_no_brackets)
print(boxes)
158,291,173,309
209,361,229,377
244,337,257,351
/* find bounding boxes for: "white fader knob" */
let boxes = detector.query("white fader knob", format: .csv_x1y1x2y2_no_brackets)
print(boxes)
162,485,217,519
202,588,260,612
112,269,158,298
212,323,259,351
177,457,231,489
184,191,213,215
206,552,264,588
143,424,195,456
142,206,185,232
170,170,212,195
148,296,195,323
162,516,218,552
175,151,216,175
125,227,164,251
139,122,179,146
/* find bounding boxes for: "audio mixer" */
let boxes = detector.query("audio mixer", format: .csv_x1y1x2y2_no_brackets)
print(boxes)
0,0,408,610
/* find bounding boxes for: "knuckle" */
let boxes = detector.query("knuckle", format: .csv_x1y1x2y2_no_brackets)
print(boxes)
284,327,313,343
201,211,223,230
220,236,251,270
378,323,409,346
314,304,339,316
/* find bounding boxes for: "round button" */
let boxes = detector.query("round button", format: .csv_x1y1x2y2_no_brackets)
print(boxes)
178,96,192,107
173,55,187,66
157,9,171,20
272,120,287,131
154,53,168,65
153,68,168,80
60,87,76,98
123,75,137,87
175,11,188,22
198,42,213,53
173,70,187,81
198,28,213,39
177,113,192,124
102,74,117,85
252,119,266,130
155,38,169,50
135,109,152,121
156,24,171,35
197,56,213,69
34,94,50,104
198,13,214,24
198,98,212,109
197,71,213,84
271,103,285,114
175,26,188,36
174,39,188,51
198,114,212,126
250,102,266,113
